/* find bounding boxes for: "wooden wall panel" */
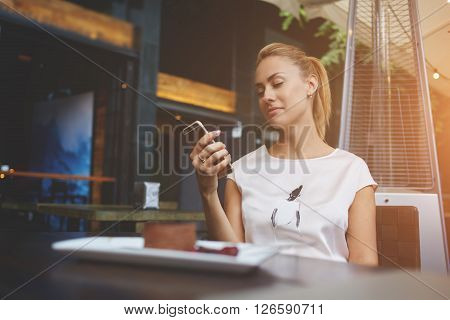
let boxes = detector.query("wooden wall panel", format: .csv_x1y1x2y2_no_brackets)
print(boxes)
0,0,134,48
91,93,107,204
157,72,236,114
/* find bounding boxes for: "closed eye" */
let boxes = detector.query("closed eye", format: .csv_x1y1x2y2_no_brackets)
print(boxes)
255,81,283,97
273,82,283,88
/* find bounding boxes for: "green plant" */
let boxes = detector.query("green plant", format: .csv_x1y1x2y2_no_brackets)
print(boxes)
314,20,346,70
279,5,308,31
280,8,346,70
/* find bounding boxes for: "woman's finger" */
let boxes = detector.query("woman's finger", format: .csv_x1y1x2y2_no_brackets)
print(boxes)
197,142,226,163
191,130,220,157
209,153,231,175
205,148,229,166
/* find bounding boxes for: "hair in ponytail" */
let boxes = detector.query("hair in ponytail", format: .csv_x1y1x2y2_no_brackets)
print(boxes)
256,43,332,140
307,56,331,140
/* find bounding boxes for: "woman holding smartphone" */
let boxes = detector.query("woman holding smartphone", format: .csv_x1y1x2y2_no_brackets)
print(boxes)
190,43,378,266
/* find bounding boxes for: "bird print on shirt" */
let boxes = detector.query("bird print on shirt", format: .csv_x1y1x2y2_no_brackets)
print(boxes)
271,185,303,230
287,185,303,202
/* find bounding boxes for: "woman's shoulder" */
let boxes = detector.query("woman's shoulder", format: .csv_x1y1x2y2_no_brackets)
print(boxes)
334,148,366,162
334,149,378,191
226,146,265,184
332,149,371,172
230,145,266,168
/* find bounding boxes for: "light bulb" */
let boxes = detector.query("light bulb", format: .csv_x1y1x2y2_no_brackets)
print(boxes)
433,72,440,80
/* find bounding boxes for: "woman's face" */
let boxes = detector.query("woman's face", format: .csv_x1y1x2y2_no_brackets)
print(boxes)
255,56,313,127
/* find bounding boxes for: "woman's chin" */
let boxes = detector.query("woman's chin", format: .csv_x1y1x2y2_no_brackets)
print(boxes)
266,113,289,126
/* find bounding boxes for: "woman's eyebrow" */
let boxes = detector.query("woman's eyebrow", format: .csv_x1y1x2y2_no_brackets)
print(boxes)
255,72,286,86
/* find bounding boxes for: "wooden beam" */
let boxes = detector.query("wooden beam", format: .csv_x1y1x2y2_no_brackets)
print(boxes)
34,203,205,222
157,72,236,114
0,0,134,49
2,170,115,182
92,92,107,203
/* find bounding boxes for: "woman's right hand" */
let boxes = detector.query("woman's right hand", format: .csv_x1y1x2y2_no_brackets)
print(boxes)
190,130,231,196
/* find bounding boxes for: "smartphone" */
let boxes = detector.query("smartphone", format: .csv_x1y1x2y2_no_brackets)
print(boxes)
182,120,232,177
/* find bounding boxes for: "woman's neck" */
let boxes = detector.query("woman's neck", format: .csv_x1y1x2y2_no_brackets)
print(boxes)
270,124,334,160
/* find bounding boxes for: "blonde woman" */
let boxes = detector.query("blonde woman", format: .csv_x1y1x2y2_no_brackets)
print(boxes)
190,43,378,266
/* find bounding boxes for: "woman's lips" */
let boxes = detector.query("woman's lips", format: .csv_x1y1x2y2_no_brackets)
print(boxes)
267,107,283,118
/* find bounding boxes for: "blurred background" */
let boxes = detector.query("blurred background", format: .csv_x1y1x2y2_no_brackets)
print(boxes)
0,0,448,269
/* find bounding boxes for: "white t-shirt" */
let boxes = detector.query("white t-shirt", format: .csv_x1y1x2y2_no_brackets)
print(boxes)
227,145,377,263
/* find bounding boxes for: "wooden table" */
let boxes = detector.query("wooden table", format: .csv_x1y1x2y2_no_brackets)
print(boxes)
36,203,204,222
0,202,205,222
0,232,449,299
0,202,205,232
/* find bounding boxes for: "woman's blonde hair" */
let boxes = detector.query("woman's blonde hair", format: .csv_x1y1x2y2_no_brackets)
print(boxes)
256,43,331,140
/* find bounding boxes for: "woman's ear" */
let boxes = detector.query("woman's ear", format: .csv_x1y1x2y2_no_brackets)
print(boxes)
306,74,319,96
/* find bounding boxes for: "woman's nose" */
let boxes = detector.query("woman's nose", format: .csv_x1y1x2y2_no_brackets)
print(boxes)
262,87,276,102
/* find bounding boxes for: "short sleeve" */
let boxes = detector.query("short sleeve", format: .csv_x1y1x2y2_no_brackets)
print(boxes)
226,161,242,193
355,158,378,192
226,163,236,182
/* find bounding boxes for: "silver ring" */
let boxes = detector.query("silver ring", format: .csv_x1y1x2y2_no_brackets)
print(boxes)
198,155,206,164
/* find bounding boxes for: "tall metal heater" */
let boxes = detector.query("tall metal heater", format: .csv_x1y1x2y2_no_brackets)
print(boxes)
339,0,448,273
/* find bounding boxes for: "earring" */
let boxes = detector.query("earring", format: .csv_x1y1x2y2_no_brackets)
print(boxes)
307,93,312,98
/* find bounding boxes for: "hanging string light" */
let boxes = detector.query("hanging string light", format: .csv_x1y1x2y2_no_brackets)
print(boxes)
433,69,440,80
426,59,449,81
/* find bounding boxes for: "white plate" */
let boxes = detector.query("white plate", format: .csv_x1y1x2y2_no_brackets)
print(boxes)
52,237,277,274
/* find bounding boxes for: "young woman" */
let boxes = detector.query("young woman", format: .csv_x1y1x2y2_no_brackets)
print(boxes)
190,43,378,266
